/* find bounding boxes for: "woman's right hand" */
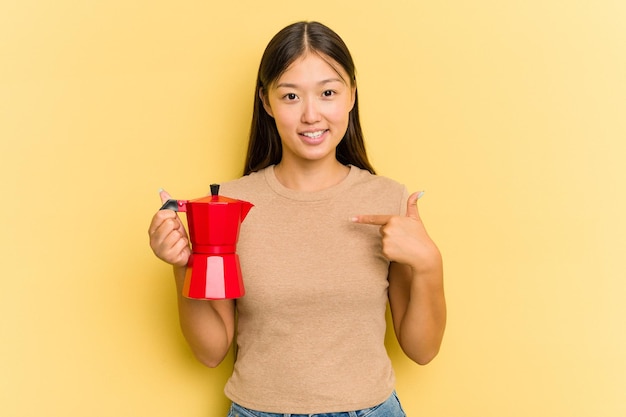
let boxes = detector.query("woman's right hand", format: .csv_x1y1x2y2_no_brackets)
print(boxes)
148,189,191,267
149,189,235,368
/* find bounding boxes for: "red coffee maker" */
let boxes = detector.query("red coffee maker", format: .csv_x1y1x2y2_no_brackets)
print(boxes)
160,184,253,300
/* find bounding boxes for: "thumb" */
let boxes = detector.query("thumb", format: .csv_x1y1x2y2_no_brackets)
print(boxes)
405,191,424,220
158,188,172,204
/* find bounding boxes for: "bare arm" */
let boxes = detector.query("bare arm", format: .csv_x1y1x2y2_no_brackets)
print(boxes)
388,261,446,365
172,265,235,368
149,190,235,368
352,191,446,365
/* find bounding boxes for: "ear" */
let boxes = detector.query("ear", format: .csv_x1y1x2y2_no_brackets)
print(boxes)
349,84,357,112
259,88,274,118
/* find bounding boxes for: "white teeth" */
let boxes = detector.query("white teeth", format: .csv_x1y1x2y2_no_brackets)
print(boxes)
302,130,325,139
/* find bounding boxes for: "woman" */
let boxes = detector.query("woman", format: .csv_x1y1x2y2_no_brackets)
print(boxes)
149,21,446,416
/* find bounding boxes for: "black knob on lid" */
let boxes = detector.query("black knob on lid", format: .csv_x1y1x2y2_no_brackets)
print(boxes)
210,184,220,196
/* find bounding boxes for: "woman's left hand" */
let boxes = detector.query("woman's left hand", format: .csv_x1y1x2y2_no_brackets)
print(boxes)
351,191,441,274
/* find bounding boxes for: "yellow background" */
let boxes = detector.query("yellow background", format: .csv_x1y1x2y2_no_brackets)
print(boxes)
2,1,625,416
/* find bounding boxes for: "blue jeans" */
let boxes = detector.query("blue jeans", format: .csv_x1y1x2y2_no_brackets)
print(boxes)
227,391,406,417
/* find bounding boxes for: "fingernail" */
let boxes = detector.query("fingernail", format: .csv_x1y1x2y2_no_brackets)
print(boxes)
417,191,425,200
158,188,164,193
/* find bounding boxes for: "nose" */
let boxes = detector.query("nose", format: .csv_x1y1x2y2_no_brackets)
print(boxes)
301,98,321,124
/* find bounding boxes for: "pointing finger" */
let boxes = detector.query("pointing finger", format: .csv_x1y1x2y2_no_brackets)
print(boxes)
351,191,425,225
350,214,394,225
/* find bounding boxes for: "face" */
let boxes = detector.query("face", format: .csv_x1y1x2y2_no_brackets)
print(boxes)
261,52,356,167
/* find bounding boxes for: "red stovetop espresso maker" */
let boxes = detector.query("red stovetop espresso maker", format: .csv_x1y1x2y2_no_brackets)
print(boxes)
160,184,253,300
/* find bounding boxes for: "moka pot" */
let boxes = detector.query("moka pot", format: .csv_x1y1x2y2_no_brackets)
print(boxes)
160,184,253,299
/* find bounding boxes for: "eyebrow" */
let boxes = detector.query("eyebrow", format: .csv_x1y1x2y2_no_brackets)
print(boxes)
275,78,345,89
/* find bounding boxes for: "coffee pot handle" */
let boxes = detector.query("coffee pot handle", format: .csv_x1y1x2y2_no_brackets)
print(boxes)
160,199,187,212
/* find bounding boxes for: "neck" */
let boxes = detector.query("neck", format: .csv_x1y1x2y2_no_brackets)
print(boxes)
274,159,350,192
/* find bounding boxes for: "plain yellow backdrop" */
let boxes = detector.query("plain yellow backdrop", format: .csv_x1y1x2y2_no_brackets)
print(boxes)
1,1,625,416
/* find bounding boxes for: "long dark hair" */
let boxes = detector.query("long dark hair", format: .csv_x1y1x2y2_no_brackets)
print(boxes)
243,21,376,176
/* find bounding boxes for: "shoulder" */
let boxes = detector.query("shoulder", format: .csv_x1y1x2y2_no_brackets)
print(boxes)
218,168,268,201
348,167,408,214
353,167,405,191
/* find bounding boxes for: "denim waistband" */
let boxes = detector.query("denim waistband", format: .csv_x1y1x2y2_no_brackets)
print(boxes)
227,390,406,417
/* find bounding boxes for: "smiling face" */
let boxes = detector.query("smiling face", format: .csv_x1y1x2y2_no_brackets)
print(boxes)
260,52,356,168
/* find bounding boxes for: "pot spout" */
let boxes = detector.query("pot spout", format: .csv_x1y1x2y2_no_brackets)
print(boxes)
240,201,253,221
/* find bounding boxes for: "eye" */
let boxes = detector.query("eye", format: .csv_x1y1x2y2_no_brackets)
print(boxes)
322,90,335,97
283,93,298,101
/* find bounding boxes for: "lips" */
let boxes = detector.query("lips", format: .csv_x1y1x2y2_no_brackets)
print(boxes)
299,129,328,144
